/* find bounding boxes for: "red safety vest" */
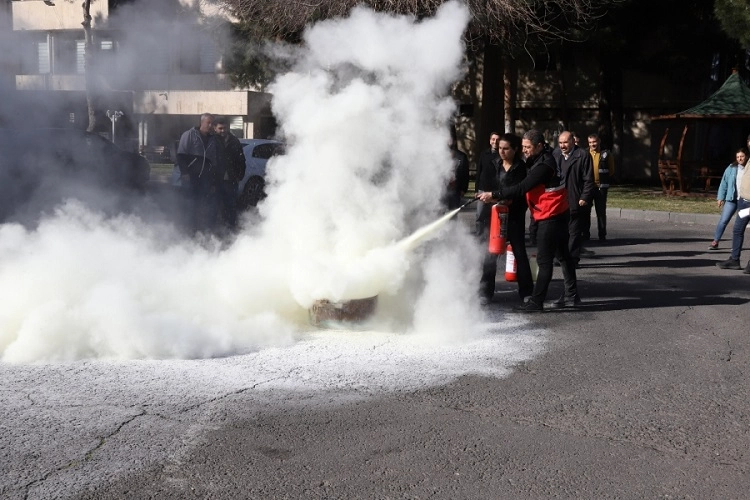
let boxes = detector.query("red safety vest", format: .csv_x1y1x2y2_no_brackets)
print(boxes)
526,184,568,221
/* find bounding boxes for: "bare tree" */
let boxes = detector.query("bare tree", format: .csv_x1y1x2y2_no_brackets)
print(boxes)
81,0,96,132
219,0,623,160
222,0,605,47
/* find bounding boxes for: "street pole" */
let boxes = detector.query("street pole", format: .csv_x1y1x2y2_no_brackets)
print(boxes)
106,110,124,144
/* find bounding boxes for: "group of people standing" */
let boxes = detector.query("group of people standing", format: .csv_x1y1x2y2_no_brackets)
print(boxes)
473,128,614,312
713,133,750,273
176,113,247,234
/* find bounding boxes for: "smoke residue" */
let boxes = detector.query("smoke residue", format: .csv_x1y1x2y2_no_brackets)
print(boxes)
0,2,487,363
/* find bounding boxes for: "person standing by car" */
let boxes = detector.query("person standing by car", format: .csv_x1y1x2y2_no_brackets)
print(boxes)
554,131,594,268
213,116,246,231
478,129,580,312
588,133,615,242
177,113,224,232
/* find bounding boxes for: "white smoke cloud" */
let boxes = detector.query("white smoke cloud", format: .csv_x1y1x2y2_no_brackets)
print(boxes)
262,2,472,302
0,1,488,363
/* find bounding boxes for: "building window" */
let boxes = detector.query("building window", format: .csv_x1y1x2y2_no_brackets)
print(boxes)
37,39,50,74
230,116,244,136
200,41,218,73
76,40,85,73
54,36,78,74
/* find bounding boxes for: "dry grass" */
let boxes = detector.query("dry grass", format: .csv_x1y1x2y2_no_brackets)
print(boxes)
607,185,716,214
150,166,718,215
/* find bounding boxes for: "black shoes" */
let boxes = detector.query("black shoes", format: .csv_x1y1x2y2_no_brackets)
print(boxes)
745,262,750,274
716,258,741,270
549,295,582,309
513,300,543,312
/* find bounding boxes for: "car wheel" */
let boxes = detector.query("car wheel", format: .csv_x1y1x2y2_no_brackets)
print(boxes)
240,176,266,209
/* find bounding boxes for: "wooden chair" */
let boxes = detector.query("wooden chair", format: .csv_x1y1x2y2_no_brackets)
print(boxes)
657,124,689,194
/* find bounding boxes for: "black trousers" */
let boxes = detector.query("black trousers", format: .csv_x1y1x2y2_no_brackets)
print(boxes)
532,213,578,305
188,175,219,233
528,212,538,244
592,187,608,239
568,206,591,264
480,217,534,300
219,180,240,230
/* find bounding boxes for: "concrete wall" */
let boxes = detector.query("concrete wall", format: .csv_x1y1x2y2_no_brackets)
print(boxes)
12,1,108,31
16,73,240,92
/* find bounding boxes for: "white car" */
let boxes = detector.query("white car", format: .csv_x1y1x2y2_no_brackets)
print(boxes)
237,139,285,208
170,138,284,209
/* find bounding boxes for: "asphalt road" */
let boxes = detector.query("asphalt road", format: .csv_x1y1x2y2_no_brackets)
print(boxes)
3,209,750,499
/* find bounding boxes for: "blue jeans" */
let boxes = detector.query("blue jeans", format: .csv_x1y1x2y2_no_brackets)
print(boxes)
730,198,750,261
713,200,737,242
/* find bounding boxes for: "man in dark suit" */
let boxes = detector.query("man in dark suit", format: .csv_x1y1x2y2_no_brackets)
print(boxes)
474,131,501,237
553,131,595,267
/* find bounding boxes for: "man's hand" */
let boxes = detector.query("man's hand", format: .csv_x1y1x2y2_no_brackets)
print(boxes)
477,191,495,203
578,199,588,207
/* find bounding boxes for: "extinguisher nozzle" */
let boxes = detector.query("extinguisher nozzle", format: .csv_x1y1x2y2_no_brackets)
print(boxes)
459,197,479,210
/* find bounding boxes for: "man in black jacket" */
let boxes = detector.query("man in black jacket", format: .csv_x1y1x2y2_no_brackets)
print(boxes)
444,133,470,210
214,117,247,231
553,131,595,267
474,132,501,237
177,112,225,233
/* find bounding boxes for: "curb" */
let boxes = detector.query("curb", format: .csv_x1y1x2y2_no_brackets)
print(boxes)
459,202,718,228
609,208,716,227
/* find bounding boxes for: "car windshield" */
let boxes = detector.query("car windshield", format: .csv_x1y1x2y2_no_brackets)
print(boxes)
249,143,284,159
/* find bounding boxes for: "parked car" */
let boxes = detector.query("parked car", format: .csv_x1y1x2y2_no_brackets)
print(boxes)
170,138,285,209
237,139,285,209
0,127,150,224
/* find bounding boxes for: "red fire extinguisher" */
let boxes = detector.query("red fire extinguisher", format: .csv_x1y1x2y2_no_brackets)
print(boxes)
505,243,517,282
488,204,509,255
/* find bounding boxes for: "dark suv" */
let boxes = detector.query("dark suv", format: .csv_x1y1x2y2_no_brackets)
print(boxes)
0,128,150,223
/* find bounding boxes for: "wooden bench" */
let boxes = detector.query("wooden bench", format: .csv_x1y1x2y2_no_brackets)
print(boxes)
695,165,724,191
139,145,172,163
657,125,690,194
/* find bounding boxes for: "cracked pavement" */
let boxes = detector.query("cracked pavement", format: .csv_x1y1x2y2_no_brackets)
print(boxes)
3,216,750,499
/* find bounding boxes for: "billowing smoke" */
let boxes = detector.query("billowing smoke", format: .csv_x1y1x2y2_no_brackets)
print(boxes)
0,1,486,363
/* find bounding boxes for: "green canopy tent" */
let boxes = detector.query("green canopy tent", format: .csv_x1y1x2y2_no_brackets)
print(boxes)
652,72,750,193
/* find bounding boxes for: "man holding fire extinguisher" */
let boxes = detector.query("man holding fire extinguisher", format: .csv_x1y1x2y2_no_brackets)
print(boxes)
478,129,580,312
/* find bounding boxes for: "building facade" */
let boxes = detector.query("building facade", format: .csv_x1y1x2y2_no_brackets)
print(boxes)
4,0,275,155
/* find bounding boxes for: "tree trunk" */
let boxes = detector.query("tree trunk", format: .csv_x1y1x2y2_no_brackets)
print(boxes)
597,52,613,147
599,53,623,182
478,41,503,157
555,48,570,131
82,0,96,133
503,54,517,134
